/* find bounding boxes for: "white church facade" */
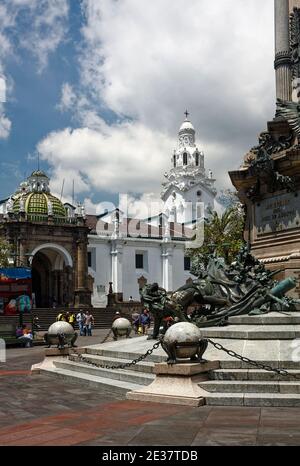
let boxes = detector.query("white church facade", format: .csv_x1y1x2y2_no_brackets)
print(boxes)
87,114,218,305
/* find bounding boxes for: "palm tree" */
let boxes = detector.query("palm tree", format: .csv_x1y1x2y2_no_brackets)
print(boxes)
190,205,245,275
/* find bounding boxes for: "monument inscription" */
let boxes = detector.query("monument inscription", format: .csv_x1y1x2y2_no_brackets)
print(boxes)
256,191,300,235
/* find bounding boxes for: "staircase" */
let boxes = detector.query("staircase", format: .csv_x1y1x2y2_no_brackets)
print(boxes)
0,307,117,331
33,312,300,407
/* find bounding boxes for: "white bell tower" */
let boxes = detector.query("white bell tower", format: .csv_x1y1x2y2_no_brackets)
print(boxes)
161,112,217,225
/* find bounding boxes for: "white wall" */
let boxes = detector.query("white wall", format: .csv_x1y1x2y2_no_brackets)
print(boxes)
88,235,194,304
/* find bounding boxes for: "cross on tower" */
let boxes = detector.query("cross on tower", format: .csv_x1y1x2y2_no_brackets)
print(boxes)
184,110,189,119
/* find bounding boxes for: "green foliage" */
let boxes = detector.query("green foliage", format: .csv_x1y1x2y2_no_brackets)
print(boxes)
0,238,13,268
190,204,245,276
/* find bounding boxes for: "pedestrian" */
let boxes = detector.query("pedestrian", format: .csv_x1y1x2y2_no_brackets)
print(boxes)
131,310,140,333
84,310,94,336
68,311,76,329
56,312,66,322
129,296,133,302
76,310,86,336
32,315,41,339
138,309,151,335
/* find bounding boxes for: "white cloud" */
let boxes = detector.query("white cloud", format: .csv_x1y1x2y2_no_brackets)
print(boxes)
42,0,275,201
0,0,69,139
37,121,172,197
57,83,76,112
0,106,11,139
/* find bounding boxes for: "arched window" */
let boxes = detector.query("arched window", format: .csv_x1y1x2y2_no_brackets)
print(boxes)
173,154,176,168
195,153,199,166
183,152,188,165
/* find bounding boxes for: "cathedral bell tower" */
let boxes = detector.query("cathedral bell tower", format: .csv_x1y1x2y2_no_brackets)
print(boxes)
161,112,217,225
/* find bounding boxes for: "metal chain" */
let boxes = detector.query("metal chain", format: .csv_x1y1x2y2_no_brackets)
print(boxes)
207,338,300,379
74,335,300,380
99,329,113,345
75,340,161,370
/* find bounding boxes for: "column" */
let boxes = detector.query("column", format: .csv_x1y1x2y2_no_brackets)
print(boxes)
110,241,123,293
74,237,91,308
274,0,291,100
77,240,87,290
161,242,173,292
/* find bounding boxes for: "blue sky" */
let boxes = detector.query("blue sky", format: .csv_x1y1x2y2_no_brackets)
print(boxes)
0,0,275,214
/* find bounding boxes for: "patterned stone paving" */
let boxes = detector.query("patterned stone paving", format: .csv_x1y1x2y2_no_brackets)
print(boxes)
1,331,300,446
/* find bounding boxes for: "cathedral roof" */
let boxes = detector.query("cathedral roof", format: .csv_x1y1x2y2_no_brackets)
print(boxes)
179,119,195,132
30,170,49,178
10,170,66,217
13,192,66,217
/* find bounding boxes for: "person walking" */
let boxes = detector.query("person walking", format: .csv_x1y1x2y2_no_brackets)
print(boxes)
56,312,66,322
68,311,76,329
84,310,94,336
76,310,86,336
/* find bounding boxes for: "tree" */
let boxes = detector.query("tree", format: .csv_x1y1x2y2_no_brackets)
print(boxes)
0,238,13,268
189,203,245,276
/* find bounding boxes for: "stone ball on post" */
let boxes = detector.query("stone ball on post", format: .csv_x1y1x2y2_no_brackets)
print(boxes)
44,321,77,349
112,317,132,340
161,322,208,364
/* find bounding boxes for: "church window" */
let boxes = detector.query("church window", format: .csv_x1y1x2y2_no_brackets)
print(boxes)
135,253,144,269
195,153,199,166
184,257,191,271
183,152,188,165
87,251,92,267
173,154,176,167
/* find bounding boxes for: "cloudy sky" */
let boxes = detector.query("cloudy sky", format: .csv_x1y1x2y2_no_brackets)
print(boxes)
0,0,275,213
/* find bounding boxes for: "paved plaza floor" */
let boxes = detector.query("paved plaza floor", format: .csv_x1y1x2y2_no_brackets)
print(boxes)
1,329,300,446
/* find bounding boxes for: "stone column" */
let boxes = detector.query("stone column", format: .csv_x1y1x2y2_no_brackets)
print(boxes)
18,240,26,267
110,241,123,294
274,0,291,101
74,238,91,308
161,242,173,292
77,240,87,290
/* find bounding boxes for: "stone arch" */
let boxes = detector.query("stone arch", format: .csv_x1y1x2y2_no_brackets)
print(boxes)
29,243,73,268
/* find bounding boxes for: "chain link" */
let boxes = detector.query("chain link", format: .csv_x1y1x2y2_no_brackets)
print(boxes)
75,340,161,370
99,329,113,345
73,334,300,380
207,338,299,379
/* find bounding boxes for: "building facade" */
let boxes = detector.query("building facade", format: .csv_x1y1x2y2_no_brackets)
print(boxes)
87,211,193,305
0,170,91,308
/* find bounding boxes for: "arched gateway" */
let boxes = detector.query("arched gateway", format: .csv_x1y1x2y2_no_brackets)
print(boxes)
0,170,92,309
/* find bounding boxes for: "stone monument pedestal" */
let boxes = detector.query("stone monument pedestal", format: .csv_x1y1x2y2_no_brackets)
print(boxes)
126,361,220,407
31,347,85,373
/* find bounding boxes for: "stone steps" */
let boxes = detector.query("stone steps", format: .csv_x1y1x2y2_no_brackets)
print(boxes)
228,313,300,326
86,347,165,364
204,392,300,407
53,358,154,386
200,325,300,340
39,366,142,395
0,308,116,331
210,368,300,381
199,379,300,393
69,353,155,374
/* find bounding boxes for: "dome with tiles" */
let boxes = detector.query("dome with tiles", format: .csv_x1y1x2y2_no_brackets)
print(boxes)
11,170,66,217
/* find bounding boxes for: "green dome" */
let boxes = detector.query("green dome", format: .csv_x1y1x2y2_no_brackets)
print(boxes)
13,192,66,217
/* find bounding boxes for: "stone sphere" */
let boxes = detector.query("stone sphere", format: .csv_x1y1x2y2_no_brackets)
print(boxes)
112,317,131,336
163,322,202,359
48,321,75,334
47,321,75,345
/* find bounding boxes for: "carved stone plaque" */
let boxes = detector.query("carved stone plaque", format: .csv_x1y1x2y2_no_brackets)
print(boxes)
256,191,300,235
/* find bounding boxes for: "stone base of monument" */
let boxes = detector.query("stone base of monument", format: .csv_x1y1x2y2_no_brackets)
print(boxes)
126,361,220,407
31,347,86,374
